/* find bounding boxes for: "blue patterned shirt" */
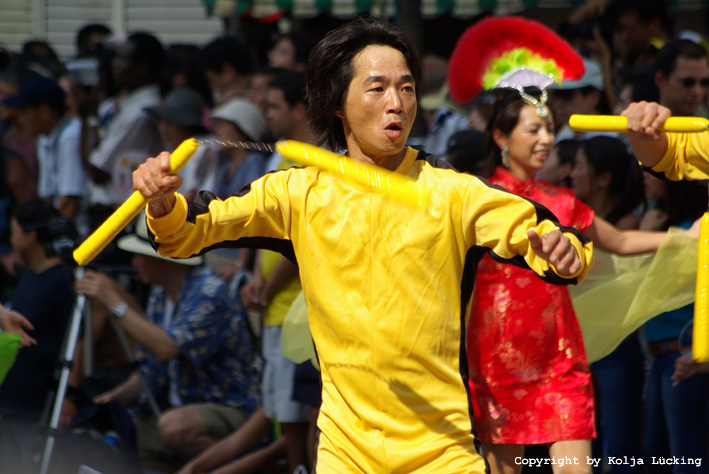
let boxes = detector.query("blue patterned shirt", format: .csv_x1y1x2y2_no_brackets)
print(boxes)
133,267,261,416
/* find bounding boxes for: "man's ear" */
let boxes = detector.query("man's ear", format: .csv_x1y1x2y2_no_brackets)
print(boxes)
492,128,507,150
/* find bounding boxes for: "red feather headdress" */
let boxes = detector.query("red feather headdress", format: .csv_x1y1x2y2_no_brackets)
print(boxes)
448,16,585,115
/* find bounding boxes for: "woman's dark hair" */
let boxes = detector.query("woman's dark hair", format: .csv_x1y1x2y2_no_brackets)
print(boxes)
483,88,551,178
14,199,78,258
305,19,421,151
579,136,645,225
658,179,708,229
554,139,581,188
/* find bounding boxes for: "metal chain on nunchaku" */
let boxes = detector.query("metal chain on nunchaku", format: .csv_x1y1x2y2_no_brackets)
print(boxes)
72,138,429,266
569,114,709,363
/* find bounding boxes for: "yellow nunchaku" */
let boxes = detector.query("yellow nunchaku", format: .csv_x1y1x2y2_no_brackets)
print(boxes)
570,114,709,362
73,139,429,267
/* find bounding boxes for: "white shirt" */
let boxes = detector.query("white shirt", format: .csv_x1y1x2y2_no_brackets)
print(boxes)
88,85,164,207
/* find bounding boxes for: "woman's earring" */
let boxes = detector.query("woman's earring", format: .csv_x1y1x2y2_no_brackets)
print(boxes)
501,145,510,168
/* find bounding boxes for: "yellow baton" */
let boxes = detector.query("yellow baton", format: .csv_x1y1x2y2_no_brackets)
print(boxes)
275,140,430,208
72,138,199,266
569,115,709,133
695,213,709,362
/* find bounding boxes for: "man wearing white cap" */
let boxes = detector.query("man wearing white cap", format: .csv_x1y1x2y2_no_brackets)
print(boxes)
75,214,261,471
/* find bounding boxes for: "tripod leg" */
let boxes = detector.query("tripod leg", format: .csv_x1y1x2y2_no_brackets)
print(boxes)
39,267,87,474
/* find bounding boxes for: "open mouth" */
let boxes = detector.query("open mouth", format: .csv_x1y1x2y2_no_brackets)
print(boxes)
386,123,403,132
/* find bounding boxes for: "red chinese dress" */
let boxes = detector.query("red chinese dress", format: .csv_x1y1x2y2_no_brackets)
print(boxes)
467,167,596,444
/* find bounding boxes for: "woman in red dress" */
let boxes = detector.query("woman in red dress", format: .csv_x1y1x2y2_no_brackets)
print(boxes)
467,89,666,474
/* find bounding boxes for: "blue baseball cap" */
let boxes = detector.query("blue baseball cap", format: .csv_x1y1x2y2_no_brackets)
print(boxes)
2,75,66,110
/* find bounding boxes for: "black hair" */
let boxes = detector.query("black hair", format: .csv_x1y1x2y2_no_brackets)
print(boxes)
446,129,487,176
76,23,112,56
610,0,668,26
202,36,255,77
269,71,307,107
305,18,421,151
274,32,317,65
13,199,78,259
127,32,165,83
162,44,214,107
554,139,581,188
655,39,708,78
620,66,660,102
0,67,39,88
579,136,645,225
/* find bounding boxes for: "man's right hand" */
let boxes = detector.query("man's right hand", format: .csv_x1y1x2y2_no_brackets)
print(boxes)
622,101,672,138
621,101,671,168
132,152,183,217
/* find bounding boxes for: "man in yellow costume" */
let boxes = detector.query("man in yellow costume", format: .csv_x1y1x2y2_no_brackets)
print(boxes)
623,100,709,180
132,20,593,473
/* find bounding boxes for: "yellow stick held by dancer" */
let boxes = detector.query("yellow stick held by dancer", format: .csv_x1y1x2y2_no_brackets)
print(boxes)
73,139,429,267
72,138,200,266
569,115,709,133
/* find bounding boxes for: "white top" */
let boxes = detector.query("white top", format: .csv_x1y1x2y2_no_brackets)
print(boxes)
37,116,87,203
88,85,164,207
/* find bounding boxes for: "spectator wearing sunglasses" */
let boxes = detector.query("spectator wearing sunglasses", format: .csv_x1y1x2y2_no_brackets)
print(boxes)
655,39,709,117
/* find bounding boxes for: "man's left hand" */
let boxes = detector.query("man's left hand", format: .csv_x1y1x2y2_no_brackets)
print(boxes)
528,229,581,277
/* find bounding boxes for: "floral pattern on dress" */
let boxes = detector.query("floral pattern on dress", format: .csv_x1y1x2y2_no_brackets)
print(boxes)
467,167,596,444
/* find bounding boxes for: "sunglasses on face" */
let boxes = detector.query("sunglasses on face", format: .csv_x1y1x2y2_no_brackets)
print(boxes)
679,77,709,88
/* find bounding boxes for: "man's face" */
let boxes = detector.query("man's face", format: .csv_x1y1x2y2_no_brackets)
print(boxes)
247,74,273,113
339,45,417,165
111,40,136,89
657,56,709,116
548,88,598,127
131,253,161,285
205,67,231,97
266,87,294,139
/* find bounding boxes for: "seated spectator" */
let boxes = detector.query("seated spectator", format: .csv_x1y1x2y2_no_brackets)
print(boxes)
77,215,261,471
0,199,78,473
2,75,87,231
